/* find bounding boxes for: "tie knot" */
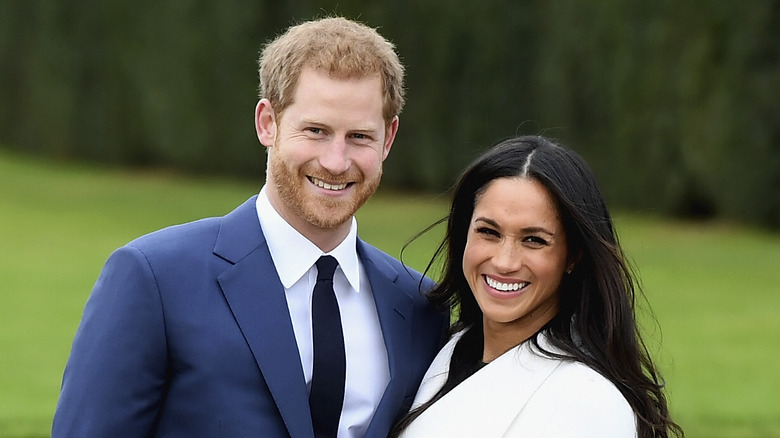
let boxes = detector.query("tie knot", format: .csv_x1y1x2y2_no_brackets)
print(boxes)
315,256,338,282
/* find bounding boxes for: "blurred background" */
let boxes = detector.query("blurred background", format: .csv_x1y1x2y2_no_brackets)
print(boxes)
1,1,779,437
1,0,778,228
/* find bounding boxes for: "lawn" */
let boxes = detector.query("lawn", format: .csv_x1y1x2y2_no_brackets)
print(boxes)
1,148,778,437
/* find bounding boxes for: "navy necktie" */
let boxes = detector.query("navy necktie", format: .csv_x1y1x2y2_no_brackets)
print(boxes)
309,255,345,438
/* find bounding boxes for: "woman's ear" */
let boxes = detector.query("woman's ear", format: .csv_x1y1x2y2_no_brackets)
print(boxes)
566,251,583,274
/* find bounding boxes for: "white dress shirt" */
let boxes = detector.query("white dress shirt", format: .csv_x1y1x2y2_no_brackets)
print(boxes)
256,187,390,438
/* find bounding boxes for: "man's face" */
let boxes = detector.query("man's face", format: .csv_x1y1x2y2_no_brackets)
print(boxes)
257,67,398,236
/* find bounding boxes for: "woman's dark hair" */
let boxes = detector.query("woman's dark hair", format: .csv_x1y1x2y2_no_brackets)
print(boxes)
392,136,682,438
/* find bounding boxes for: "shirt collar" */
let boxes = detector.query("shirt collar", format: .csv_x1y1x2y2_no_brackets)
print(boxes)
256,186,361,292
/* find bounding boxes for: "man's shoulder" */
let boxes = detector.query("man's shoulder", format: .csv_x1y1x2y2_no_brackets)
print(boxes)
356,240,398,264
124,196,258,256
357,240,428,281
356,240,438,306
121,217,222,259
131,216,221,244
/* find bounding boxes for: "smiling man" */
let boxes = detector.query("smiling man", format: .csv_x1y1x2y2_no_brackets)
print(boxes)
53,17,447,438
256,66,393,251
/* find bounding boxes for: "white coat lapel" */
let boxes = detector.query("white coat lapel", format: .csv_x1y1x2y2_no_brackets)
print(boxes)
405,331,563,437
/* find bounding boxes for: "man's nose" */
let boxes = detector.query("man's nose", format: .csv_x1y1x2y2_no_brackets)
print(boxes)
318,138,350,175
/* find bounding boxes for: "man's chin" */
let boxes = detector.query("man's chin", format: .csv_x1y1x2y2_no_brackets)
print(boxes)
307,214,352,230
302,202,356,229
302,183,377,228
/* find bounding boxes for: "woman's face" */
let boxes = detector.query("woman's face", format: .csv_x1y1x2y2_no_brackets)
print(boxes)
462,177,570,341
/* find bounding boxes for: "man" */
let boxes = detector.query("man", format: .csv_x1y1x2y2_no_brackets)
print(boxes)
52,17,447,438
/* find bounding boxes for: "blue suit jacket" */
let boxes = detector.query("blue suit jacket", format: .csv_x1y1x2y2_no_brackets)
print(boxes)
53,196,448,437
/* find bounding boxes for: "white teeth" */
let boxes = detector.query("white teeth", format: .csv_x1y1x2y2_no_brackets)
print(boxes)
311,177,348,191
485,276,527,292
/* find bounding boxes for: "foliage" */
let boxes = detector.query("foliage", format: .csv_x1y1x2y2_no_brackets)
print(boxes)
1,0,778,227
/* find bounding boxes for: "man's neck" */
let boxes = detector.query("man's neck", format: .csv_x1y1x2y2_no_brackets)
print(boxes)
265,189,352,253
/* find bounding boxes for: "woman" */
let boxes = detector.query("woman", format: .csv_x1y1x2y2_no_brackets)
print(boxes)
392,136,682,437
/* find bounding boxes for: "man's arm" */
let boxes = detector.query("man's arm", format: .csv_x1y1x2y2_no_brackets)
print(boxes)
52,245,168,437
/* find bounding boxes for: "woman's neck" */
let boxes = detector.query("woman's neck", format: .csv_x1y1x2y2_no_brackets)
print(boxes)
481,316,553,362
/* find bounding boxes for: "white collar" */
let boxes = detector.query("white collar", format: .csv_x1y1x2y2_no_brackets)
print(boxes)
407,329,564,438
255,186,361,292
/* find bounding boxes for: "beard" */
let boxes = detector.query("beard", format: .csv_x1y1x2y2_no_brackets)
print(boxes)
268,150,381,229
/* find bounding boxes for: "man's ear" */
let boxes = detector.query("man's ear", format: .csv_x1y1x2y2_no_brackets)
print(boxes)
381,115,400,161
255,99,277,148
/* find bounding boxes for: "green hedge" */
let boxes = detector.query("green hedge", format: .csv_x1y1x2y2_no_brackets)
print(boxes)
1,0,778,227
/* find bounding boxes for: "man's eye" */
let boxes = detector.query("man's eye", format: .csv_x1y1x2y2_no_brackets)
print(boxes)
306,127,322,135
351,133,372,141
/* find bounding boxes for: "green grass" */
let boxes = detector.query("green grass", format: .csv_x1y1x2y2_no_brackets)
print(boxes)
619,217,780,437
1,148,779,437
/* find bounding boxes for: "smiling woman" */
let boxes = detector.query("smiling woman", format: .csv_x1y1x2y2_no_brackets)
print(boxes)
463,177,571,362
391,135,684,438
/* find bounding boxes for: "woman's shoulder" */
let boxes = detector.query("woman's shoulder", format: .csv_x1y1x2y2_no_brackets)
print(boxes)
530,335,630,408
408,328,469,409
549,360,630,406
429,327,468,365
522,359,637,436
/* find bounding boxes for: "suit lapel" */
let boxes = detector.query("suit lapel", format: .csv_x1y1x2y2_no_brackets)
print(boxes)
213,203,419,438
358,241,415,438
214,197,313,438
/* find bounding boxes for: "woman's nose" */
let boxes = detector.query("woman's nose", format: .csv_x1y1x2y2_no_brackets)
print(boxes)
492,242,522,273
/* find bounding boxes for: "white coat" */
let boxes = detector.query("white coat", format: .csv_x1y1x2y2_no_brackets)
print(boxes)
399,330,638,438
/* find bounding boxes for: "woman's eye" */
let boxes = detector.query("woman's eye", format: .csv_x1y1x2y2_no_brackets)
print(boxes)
524,236,548,246
476,227,500,238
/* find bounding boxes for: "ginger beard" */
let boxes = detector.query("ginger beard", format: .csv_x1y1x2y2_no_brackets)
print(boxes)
268,147,382,229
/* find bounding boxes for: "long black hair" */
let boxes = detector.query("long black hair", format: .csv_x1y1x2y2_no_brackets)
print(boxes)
392,136,682,438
